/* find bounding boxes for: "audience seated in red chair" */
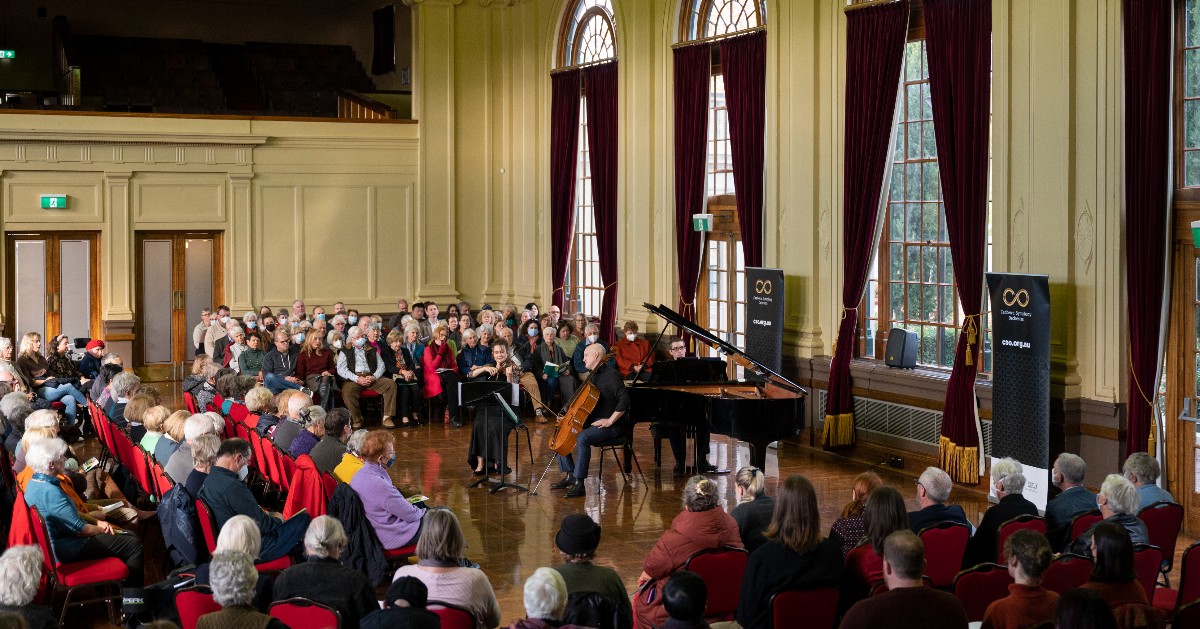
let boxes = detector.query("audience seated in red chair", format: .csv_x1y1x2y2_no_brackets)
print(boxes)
1045,453,1098,550
839,531,967,629
287,406,326,458
842,486,909,607
963,458,1038,568
980,530,1058,629
1123,452,1175,510
338,325,399,429
1079,521,1167,628
197,551,286,629
612,320,653,382
907,466,971,534
351,431,425,551
828,471,883,557
360,576,440,629
273,515,378,629
193,515,276,612
1070,475,1149,555
0,545,58,629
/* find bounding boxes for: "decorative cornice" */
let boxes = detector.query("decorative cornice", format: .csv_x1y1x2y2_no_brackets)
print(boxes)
0,130,267,147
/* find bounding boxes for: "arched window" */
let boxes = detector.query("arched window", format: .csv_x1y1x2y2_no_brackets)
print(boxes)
679,0,764,360
558,0,615,318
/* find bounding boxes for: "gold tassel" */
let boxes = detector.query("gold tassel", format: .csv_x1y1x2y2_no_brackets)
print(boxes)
822,413,856,447
963,315,979,367
939,435,979,484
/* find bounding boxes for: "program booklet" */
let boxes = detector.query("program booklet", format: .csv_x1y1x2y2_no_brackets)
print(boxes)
543,362,560,378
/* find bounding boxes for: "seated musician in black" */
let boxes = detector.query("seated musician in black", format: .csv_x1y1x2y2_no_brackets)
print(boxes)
660,337,716,474
467,340,518,476
551,343,630,499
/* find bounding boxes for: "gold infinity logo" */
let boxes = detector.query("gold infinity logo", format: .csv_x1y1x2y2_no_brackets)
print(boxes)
754,280,772,295
1002,288,1030,307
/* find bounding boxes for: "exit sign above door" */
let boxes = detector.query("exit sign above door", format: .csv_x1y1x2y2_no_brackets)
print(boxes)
40,195,68,210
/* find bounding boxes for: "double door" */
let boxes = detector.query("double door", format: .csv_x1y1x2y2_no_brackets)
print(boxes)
134,232,222,382
5,232,100,343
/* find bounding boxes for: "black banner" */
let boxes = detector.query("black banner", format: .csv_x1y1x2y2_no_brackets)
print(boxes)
745,267,784,372
986,273,1051,469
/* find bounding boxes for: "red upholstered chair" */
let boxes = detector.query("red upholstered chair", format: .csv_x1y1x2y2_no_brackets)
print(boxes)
1152,540,1200,614
1133,544,1164,602
1176,600,1200,628
1041,553,1093,594
183,391,199,414
918,521,971,587
283,455,331,519
428,600,476,629
770,587,838,629
150,460,174,499
269,597,342,629
176,586,220,629
683,546,750,621
195,497,292,574
995,514,1048,563
953,562,1014,623
29,506,128,625
1068,510,1104,545
1138,501,1184,586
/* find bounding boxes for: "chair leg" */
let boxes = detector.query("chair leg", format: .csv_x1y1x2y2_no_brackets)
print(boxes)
627,446,646,484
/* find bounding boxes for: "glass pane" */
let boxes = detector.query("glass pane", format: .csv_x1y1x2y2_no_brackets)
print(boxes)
58,240,91,341
184,239,214,353
1188,49,1200,97
890,282,905,320
14,241,47,344
142,240,174,364
1187,100,1200,149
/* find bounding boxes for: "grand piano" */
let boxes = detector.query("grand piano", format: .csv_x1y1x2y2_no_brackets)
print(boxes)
627,303,807,471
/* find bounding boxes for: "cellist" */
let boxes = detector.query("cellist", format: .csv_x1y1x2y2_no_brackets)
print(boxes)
550,343,630,499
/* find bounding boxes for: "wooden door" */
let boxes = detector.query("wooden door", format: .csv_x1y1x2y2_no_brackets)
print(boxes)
1164,206,1200,535
134,232,222,382
5,232,101,343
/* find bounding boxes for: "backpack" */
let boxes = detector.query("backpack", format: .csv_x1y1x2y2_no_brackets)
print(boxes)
158,483,201,568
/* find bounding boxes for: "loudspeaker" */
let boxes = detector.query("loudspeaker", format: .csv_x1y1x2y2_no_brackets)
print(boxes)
884,328,918,368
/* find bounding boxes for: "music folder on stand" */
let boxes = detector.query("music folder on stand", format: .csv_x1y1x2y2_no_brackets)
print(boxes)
460,381,528,494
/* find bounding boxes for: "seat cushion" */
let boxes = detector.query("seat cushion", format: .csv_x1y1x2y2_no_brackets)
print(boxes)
255,555,293,573
383,544,417,559
1152,586,1178,612
56,557,129,586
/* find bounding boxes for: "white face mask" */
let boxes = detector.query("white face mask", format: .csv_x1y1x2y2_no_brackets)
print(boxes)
587,334,599,344
238,464,249,481
625,333,637,342
219,316,230,325
332,340,343,350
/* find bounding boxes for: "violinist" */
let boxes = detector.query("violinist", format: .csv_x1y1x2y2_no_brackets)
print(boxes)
467,340,518,476
551,343,630,499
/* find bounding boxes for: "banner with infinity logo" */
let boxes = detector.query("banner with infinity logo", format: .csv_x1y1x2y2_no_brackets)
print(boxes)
746,267,785,372
987,272,1051,510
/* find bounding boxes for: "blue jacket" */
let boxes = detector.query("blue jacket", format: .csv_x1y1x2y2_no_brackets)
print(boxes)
158,483,199,568
1137,484,1175,510
79,353,101,379
457,344,491,377
1046,485,1098,549
25,473,87,561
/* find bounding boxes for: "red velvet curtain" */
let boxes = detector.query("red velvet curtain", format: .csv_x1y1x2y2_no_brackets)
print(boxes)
674,44,711,330
822,0,909,449
550,70,582,312
1123,0,1173,455
584,62,619,342
925,0,992,483
719,30,766,268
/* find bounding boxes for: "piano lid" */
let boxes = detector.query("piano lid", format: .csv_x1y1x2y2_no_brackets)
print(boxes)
643,303,808,397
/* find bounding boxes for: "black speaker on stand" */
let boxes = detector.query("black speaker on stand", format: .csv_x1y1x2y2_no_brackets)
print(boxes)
884,328,918,368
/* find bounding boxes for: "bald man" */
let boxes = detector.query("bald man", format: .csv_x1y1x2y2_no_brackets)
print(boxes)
551,343,630,499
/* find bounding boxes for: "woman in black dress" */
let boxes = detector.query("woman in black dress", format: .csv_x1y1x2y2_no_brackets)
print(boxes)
467,340,517,475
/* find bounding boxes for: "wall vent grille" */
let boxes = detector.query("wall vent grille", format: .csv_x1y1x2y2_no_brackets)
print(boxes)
816,389,992,457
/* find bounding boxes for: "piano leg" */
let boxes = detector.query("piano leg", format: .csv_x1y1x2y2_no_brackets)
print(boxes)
746,438,769,472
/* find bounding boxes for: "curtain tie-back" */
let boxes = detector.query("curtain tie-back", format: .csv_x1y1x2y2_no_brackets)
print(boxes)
1126,345,1158,411
961,314,981,366
831,307,859,356
552,286,565,294
603,281,618,291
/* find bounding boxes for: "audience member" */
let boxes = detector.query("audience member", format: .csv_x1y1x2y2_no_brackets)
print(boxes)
202,306,231,357
0,546,57,629
154,410,188,465
350,431,425,550
238,330,266,379
508,567,586,629
105,371,141,428
287,406,326,458
729,466,775,553
551,513,633,628
1054,588,1119,629
392,509,501,629
635,476,743,629
273,516,378,629
662,571,709,629
165,414,214,483
1,392,33,455
333,429,370,483
421,323,461,427
139,405,169,454
261,329,304,395
571,323,608,378
295,330,334,401
185,434,221,498
199,438,309,562
338,325,399,429
828,470,883,556
309,408,352,473
16,332,88,428
23,439,144,586
1070,474,1149,554
196,551,286,629
612,320,653,381
1046,452,1097,549
192,363,220,414
242,386,273,431
964,461,1038,567
122,393,154,443
80,339,106,380
733,474,843,629
842,486,908,606
360,576,439,629
907,467,971,534
980,530,1058,629
839,531,967,629
382,329,419,427
193,515,275,612
1122,452,1174,509
1080,521,1166,628
271,392,312,452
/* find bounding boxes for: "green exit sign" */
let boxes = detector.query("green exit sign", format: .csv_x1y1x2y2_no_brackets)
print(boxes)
40,194,67,210
0,51,14,59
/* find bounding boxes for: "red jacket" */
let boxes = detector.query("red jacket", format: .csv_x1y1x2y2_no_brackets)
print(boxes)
635,507,743,629
283,455,331,519
613,337,653,377
421,340,456,398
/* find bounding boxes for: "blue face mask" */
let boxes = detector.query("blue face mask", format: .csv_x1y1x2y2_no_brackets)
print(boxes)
528,327,539,337
246,322,257,330
315,313,326,321
293,333,304,344
386,455,396,468
348,316,358,324
354,336,367,348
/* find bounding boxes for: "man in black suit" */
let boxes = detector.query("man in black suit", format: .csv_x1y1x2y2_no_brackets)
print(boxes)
551,343,630,499
908,466,972,534
961,462,1038,567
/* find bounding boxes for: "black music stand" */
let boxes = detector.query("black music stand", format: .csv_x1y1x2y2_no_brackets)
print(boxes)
461,381,528,493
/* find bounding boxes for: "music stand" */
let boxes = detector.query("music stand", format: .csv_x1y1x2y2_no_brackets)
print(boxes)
461,381,528,493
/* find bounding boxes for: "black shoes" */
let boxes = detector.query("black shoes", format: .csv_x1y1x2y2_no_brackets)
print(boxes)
565,480,586,498
551,475,575,490
450,417,462,428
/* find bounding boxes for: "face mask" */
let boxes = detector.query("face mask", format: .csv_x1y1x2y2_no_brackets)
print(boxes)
315,313,326,321
219,316,230,325
348,316,358,324
332,340,343,350
386,455,396,468
1052,471,1062,488
587,334,599,344
626,333,637,342
293,333,305,344
246,322,257,330
265,324,276,333
238,465,249,481
528,328,539,337
354,337,367,348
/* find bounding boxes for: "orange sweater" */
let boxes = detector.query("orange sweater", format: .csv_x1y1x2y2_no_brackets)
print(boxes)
981,584,1059,629
613,337,653,377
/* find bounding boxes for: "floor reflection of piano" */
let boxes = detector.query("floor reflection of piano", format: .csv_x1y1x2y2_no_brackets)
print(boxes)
627,303,807,471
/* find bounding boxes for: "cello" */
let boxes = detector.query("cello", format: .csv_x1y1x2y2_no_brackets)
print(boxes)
545,350,615,456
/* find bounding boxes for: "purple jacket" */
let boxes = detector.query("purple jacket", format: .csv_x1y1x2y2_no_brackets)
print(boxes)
349,462,423,549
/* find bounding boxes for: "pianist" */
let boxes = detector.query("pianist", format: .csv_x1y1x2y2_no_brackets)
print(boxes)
659,337,716,474
550,343,630,499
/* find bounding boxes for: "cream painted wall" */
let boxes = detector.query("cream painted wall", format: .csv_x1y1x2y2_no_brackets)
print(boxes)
411,0,1124,406
0,113,420,325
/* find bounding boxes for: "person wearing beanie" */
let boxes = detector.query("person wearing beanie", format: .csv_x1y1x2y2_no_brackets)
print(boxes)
79,339,106,380
360,576,440,629
552,514,633,628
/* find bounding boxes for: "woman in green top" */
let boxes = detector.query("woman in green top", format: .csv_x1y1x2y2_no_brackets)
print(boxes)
238,333,266,379
555,321,580,358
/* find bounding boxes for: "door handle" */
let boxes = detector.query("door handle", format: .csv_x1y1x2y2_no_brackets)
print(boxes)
46,292,59,314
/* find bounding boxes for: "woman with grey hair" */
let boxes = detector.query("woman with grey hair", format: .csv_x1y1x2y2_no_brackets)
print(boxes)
273,516,378,627
634,476,742,629
2,392,34,454
510,567,582,629
193,515,275,612
964,460,1038,566
0,546,56,629
198,551,285,629
332,429,370,483
287,406,326,458
392,509,501,629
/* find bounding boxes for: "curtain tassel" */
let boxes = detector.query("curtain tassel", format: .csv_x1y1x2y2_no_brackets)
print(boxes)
938,435,979,484
962,315,980,366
